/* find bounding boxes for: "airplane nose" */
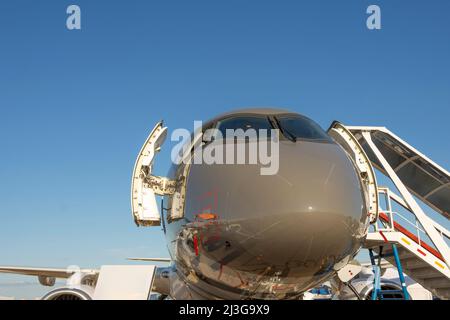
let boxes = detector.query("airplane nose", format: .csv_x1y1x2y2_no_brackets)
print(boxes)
184,139,368,295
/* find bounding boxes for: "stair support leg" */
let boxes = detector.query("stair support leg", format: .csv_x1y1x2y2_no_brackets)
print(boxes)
392,244,410,300
369,248,381,300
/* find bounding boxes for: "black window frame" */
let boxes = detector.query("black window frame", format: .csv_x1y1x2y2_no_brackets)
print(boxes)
212,114,276,141
274,113,333,143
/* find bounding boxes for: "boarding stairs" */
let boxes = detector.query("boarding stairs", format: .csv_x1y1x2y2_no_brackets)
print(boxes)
328,124,450,299
365,187,450,299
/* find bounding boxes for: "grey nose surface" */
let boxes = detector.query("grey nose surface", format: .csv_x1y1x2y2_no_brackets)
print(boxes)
186,141,367,283
173,139,369,299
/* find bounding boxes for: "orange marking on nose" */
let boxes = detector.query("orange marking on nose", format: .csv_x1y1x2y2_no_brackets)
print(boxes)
196,213,217,220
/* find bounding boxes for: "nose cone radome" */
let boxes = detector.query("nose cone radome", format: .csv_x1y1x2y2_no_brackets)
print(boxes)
182,140,368,295
234,141,365,257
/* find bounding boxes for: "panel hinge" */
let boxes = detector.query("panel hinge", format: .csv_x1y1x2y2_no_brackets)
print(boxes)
144,175,177,196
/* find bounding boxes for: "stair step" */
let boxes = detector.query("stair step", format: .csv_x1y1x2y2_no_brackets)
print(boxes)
379,290,404,294
376,289,405,300
402,259,429,270
398,251,416,260
409,267,445,280
435,289,450,299
423,278,450,289
383,255,449,299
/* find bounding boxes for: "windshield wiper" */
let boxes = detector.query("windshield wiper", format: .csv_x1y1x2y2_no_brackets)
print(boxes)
274,118,297,142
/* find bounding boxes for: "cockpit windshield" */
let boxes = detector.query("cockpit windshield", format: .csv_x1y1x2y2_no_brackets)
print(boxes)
216,116,274,139
211,113,332,143
275,114,332,142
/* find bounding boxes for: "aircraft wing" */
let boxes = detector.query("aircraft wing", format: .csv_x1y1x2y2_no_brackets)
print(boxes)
0,265,164,299
127,257,171,263
0,263,169,297
0,266,98,279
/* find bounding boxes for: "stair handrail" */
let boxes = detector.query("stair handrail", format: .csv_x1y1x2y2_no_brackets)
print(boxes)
377,187,450,242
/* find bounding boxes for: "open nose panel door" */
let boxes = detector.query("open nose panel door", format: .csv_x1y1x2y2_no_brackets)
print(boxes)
328,121,379,224
131,121,169,227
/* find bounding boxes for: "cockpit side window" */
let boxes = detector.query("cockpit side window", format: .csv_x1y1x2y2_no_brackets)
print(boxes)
276,114,332,142
215,116,274,139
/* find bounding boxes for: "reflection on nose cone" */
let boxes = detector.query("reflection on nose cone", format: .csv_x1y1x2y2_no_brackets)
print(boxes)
179,140,367,298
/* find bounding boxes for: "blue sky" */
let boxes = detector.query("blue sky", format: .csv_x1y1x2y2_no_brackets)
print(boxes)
0,1,449,298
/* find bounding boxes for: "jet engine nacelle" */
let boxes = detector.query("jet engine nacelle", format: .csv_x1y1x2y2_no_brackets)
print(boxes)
41,285,94,300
